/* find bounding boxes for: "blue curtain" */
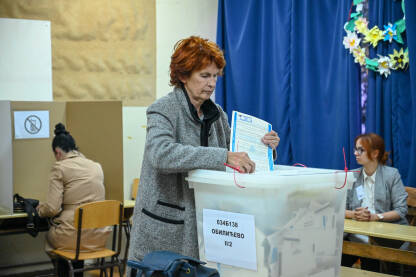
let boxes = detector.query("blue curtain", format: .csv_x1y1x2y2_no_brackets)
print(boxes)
216,0,361,170
366,0,416,187
404,1,416,187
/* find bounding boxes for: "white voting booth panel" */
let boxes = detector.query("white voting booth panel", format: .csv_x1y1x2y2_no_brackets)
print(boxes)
187,165,355,277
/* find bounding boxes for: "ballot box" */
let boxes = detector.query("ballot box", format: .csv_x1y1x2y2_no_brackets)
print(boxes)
187,165,355,277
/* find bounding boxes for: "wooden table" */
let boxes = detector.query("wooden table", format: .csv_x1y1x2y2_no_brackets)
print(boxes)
343,219,416,266
0,212,49,236
344,219,416,242
0,200,136,237
0,212,27,220
0,200,135,221
123,199,135,209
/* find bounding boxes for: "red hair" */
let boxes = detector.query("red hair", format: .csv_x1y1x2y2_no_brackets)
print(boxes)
354,133,389,164
169,36,226,87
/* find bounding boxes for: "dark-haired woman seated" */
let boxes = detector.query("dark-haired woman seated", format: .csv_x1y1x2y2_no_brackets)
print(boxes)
342,133,408,273
36,123,110,276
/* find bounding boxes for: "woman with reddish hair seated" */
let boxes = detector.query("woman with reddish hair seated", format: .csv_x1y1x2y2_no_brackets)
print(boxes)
342,133,408,272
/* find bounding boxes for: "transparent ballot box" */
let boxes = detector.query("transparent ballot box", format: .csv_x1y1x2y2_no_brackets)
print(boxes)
187,165,355,277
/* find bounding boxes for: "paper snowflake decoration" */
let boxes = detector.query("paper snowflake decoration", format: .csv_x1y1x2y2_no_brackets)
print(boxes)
352,47,366,66
377,55,392,77
364,26,384,48
343,31,361,53
383,23,397,43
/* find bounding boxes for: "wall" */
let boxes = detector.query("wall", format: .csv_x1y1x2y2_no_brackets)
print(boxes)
0,0,218,274
0,17,55,275
0,0,156,106
0,18,52,101
0,102,13,214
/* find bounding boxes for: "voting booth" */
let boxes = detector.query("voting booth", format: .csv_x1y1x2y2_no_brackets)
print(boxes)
0,100,123,215
187,166,355,277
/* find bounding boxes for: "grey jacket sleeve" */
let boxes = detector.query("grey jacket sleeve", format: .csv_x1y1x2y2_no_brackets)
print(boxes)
218,105,231,149
345,188,353,211
145,109,228,174
345,170,361,211
390,169,408,220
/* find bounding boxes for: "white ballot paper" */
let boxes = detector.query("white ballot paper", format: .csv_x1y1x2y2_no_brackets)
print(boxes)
230,111,273,172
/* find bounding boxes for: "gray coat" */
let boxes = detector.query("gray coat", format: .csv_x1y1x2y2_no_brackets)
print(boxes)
346,164,408,225
128,87,230,262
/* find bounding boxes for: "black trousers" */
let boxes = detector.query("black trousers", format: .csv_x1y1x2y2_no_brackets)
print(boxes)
56,258,84,277
341,253,380,272
342,236,405,275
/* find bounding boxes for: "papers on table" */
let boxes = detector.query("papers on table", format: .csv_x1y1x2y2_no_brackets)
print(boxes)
230,111,273,172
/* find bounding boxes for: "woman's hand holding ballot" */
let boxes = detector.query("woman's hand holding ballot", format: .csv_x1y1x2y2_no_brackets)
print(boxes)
226,151,256,173
261,130,280,150
226,130,280,173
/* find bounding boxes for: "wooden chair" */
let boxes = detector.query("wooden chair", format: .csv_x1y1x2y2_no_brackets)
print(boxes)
119,178,139,275
131,178,140,200
405,186,416,226
52,200,123,277
405,187,416,253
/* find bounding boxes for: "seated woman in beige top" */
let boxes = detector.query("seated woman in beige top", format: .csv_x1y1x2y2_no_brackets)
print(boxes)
37,123,110,277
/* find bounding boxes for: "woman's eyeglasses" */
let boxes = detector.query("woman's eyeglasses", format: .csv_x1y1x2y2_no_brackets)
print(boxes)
353,147,366,155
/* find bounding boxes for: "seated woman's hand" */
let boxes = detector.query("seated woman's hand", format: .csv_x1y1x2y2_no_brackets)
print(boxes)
227,151,256,173
354,207,371,221
261,130,280,150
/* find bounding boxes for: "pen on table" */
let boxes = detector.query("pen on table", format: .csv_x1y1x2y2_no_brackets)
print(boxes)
224,163,244,173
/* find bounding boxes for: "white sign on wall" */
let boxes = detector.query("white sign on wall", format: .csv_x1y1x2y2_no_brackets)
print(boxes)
0,18,52,101
14,110,50,139
203,209,257,270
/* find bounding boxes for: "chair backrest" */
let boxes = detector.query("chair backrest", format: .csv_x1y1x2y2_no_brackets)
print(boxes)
73,200,123,260
405,187,416,208
74,200,122,229
131,178,140,200
405,187,416,228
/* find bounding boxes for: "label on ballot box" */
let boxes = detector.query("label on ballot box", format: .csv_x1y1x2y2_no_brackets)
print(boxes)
203,209,257,270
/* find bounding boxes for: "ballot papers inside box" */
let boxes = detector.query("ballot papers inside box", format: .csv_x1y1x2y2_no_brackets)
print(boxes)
187,165,355,277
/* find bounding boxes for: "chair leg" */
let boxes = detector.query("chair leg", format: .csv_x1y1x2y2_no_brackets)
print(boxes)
67,260,75,277
50,258,59,276
122,220,131,275
99,258,104,277
100,258,108,277
104,262,109,277
110,257,115,277
72,260,85,277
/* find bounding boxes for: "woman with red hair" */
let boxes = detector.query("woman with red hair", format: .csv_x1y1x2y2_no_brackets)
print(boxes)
128,36,280,263
342,133,408,272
